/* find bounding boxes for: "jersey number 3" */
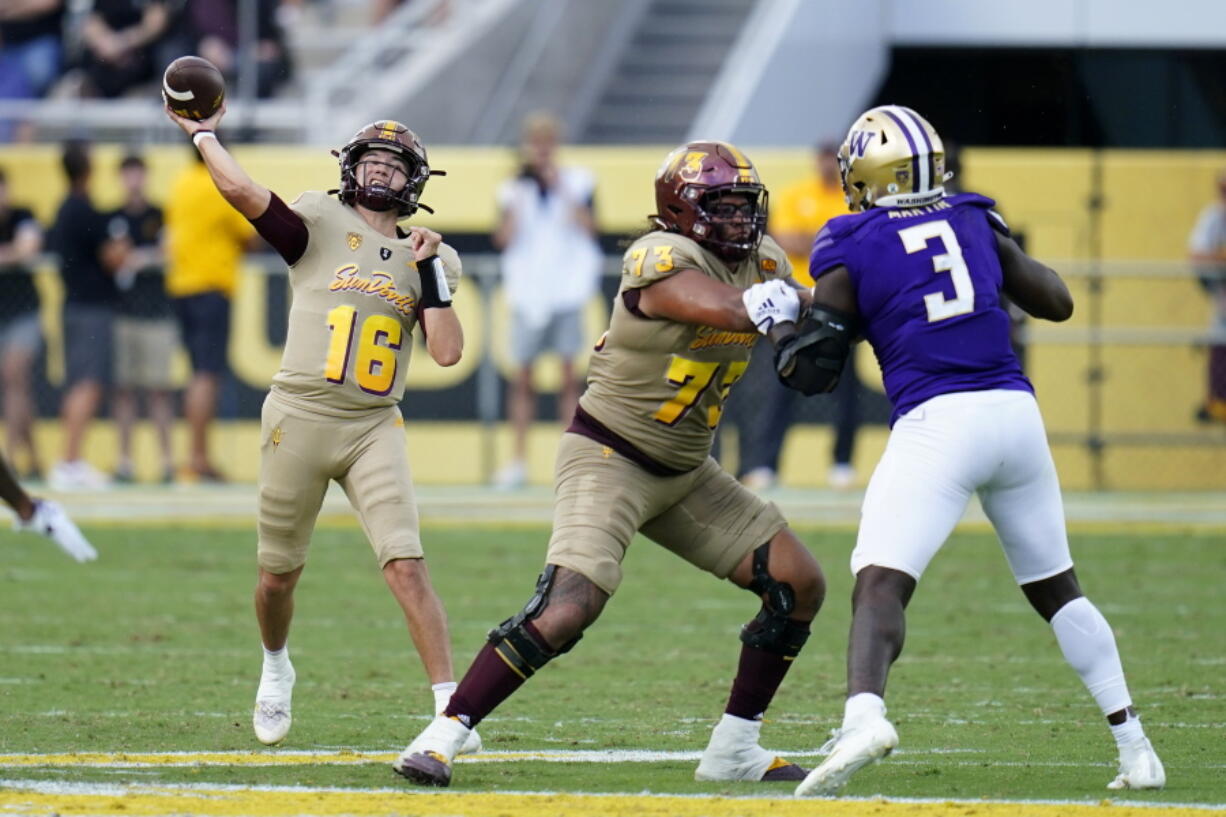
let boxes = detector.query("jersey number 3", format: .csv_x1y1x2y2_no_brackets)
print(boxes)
898,219,975,322
324,305,402,396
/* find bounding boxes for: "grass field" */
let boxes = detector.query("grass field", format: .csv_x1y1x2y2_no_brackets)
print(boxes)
1,517,1223,816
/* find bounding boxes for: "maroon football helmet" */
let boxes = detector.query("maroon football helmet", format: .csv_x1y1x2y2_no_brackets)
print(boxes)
333,120,443,216
651,140,768,261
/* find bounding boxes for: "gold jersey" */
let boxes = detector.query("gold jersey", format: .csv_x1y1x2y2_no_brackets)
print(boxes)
270,191,460,416
579,231,792,471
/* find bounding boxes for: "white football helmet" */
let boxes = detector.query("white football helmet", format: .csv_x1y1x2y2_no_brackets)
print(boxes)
838,105,949,212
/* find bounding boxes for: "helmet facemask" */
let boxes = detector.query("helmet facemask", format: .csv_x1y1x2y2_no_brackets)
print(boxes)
693,185,768,262
332,120,442,217
350,149,411,213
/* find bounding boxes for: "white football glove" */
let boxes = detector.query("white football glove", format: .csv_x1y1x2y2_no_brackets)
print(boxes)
741,279,800,335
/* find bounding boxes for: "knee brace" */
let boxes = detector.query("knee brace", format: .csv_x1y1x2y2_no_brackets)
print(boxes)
740,543,811,657
487,565,581,679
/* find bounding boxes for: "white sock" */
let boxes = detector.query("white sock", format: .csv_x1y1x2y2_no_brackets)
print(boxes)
432,681,457,716
842,692,886,729
1109,714,1145,749
1050,597,1132,716
259,645,293,694
715,712,761,731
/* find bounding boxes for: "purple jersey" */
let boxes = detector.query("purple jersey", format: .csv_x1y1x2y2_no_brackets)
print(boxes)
810,192,1031,426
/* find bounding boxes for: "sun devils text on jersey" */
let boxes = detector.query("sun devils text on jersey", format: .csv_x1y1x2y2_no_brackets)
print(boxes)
271,191,460,416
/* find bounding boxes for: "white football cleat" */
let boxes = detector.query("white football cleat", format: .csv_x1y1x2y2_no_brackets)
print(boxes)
48,460,110,492
694,714,806,782
394,715,474,786
794,716,899,797
1107,737,1165,790
14,500,98,563
252,660,295,745
457,725,483,755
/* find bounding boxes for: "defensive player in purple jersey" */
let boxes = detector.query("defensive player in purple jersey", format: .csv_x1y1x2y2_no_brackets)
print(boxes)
770,106,1164,797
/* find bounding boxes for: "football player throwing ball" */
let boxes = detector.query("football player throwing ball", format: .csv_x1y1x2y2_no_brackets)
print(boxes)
164,103,480,756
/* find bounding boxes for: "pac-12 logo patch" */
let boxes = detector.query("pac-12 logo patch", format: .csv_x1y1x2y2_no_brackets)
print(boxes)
346,232,362,251
380,247,392,261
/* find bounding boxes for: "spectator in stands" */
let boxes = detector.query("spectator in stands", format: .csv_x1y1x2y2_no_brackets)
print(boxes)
47,141,130,491
182,0,291,99
0,166,46,480
79,0,172,98
739,142,859,491
0,0,64,99
1188,169,1226,425
0,0,65,141
491,112,601,489
164,145,254,482
109,154,176,484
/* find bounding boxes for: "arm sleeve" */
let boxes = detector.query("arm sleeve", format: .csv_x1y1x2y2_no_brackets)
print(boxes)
250,192,309,266
809,223,848,282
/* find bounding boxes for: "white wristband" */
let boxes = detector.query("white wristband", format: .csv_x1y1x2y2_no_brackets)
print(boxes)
192,131,217,149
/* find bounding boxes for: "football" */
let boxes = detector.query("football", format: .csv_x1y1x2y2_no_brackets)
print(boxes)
162,56,225,121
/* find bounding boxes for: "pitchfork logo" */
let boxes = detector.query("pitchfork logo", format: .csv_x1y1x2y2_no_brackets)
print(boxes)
847,130,876,159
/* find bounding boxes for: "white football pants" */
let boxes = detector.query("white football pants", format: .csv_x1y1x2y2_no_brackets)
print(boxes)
852,389,1074,584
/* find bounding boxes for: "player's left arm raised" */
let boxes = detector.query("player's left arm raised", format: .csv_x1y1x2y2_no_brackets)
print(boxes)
409,226,463,367
164,104,272,220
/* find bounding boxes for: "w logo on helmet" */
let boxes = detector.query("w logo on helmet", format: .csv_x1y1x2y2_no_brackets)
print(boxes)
847,130,875,159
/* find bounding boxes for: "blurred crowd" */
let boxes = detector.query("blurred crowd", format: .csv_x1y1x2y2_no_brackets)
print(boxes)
0,139,255,489
3,115,1222,491
0,0,296,139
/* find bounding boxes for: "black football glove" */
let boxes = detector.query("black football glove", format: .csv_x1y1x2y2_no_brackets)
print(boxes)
772,307,857,396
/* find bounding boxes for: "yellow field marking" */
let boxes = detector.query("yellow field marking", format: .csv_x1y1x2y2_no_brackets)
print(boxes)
1,783,1220,817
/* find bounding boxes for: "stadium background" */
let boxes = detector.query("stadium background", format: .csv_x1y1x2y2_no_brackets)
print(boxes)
2,2,1225,816
2,1,1225,491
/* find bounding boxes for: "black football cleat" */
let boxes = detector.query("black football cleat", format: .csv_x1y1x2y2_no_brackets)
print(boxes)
761,759,808,781
394,751,452,787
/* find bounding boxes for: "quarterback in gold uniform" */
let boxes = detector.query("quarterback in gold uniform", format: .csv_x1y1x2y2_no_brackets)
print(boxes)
165,106,479,754
396,141,826,787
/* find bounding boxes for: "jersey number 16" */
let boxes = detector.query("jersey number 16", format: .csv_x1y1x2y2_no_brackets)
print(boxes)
324,305,402,396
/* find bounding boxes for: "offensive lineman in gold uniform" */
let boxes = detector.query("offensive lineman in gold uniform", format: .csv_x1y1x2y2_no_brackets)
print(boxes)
396,142,826,787
165,105,480,753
